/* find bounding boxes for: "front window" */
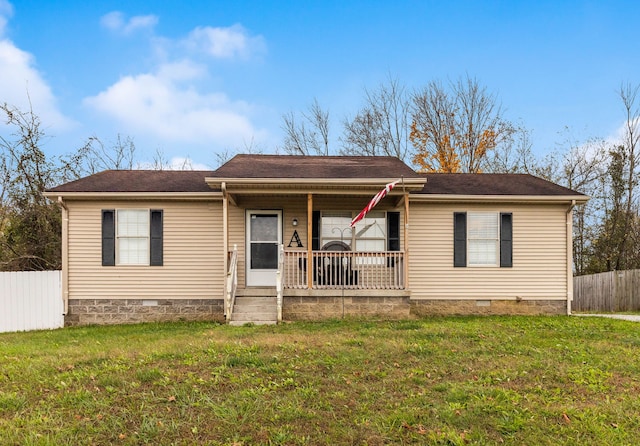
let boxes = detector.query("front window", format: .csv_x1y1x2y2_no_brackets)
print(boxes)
117,209,149,265
320,211,387,252
467,212,499,266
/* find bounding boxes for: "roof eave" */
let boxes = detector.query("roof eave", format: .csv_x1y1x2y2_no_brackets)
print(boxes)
410,194,590,204
43,191,223,201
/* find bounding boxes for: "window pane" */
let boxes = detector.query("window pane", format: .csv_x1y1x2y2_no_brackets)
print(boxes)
468,240,498,265
468,213,498,239
250,215,278,242
117,210,149,237
251,243,278,269
355,239,385,252
353,212,386,239
321,213,351,239
119,238,149,265
468,213,499,266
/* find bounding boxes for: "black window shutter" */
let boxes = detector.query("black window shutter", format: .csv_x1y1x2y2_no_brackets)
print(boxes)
150,210,163,266
453,212,467,267
102,210,115,266
387,212,400,251
312,211,321,250
500,212,513,268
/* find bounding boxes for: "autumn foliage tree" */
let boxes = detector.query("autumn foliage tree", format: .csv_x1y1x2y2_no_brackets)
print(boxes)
410,76,514,173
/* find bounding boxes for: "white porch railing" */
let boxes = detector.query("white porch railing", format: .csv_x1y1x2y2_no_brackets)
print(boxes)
225,244,238,321
281,250,405,290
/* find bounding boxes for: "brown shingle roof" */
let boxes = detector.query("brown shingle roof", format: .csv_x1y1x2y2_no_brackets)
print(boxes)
211,154,422,179
45,157,586,199
47,170,216,193
419,173,586,197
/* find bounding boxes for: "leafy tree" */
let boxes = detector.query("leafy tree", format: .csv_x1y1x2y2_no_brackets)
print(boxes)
0,102,62,270
0,102,146,270
410,76,514,173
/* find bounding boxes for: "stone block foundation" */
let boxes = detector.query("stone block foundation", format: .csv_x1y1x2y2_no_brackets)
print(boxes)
65,299,225,326
284,291,411,320
410,299,567,316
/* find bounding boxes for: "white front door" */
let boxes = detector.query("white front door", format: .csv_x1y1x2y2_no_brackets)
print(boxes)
246,210,282,287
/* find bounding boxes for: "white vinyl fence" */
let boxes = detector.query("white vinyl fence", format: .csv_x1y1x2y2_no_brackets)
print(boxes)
0,271,63,333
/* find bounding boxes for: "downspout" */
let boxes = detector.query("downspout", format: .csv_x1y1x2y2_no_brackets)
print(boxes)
221,182,229,304
566,200,576,315
58,197,69,315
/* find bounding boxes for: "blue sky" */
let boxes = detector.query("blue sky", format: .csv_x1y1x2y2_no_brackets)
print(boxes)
0,0,638,169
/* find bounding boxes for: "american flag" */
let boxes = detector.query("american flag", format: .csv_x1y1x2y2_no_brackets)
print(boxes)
350,179,400,227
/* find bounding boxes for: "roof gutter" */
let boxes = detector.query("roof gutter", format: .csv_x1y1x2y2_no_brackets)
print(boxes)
43,192,223,201
410,194,589,204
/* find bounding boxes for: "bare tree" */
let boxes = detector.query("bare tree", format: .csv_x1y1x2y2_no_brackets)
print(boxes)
78,134,137,174
214,137,264,168
281,98,330,155
341,77,411,161
616,83,640,267
483,125,539,174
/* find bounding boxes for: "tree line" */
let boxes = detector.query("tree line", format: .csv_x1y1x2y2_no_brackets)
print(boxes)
281,76,640,276
1,76,639,275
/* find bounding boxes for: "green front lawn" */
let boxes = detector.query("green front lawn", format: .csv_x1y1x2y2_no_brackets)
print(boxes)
1,316,639,445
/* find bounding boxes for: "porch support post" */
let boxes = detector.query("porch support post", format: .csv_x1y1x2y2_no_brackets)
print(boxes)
307,193,313,289
404,192,410,289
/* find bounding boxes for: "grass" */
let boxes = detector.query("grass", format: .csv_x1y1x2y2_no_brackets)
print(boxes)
1,316,640,445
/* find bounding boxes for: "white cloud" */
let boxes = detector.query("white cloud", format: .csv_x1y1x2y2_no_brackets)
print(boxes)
0,39,74,130
167,156,211,170
86,18,268,151
183,24,266,59
100,11,158,35
0,0,12,36
83,65,265,148
136,156,211,170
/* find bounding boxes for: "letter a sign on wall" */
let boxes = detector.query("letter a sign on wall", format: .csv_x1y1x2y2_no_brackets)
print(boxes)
288,230,303,248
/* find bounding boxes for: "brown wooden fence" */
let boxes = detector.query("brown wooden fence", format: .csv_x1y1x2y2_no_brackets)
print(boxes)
573,269,640,312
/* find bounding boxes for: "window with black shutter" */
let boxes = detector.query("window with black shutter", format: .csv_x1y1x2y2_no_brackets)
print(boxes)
101,209,163,266
453,211,512,268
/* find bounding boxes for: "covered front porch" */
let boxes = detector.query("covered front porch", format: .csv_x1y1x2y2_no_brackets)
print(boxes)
204,155,426,323
219,189,418,324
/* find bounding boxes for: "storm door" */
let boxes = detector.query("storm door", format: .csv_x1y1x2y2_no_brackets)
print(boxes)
246,210,282,287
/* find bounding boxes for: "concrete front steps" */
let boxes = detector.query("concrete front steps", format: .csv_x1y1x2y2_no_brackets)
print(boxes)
229,288,277,326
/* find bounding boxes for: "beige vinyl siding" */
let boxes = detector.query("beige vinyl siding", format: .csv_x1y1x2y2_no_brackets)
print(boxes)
409,202,568,300
228,196,308,288
67,200,224,299
228,195,403,288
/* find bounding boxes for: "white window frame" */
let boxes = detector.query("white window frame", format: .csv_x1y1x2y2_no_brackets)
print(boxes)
467,212,499,267
116,209,150,266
